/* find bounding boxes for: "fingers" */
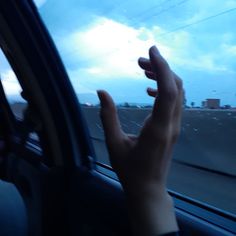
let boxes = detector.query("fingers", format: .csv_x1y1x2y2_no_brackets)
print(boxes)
147,87,158,98
172,73,183,121
172,78,184,141
145,71,156,80
149,46,176,92
97,90,124,148
148,46,178,123
138,57,152,71
138,45,183,150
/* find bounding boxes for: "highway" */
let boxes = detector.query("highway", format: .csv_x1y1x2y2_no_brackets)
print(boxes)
82,107,236,215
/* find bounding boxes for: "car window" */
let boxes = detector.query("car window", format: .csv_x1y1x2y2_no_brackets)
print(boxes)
0,48,41,149
33,0,236,215
0,49,26,119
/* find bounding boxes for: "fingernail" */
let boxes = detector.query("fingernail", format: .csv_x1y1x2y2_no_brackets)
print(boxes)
150,45,160,54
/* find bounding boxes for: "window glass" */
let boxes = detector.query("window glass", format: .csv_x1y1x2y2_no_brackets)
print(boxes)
0,48,41,146
34,0,236,214
0,50,26,119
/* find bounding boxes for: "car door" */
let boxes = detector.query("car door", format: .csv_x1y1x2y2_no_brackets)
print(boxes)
0,0,235,236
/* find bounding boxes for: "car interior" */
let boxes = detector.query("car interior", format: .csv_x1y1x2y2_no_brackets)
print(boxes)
0,0,235,235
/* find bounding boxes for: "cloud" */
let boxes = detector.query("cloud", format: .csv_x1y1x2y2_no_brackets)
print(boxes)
61,16,235,84
184,0,236,22
67,69,98,94
61,17,172,79
1,70,22,95
222,43,236,56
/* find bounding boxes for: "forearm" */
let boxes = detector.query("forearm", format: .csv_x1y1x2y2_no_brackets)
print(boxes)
126,190,179,236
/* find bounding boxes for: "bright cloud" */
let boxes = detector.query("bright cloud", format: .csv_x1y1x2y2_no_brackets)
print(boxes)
1,70,22,95
67,69,98,94
61,16,234,83
61,17,172,79
222,44,236,56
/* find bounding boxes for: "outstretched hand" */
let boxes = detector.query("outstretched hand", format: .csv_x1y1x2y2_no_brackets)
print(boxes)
97,45,183,235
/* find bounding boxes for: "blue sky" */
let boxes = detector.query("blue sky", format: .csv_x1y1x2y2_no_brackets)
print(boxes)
1,0,236,106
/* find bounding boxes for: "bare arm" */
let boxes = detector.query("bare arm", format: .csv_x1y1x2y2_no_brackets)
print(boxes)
97,45,183,235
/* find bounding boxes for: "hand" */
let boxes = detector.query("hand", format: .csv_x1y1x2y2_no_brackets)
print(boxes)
97,45,183,235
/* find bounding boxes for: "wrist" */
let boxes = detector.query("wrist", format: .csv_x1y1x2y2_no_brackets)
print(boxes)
125,189,178,236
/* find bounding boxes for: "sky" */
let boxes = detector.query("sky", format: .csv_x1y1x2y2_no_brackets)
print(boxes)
1,0,236,106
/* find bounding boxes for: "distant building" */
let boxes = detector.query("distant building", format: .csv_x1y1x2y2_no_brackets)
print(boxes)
202,99,220,109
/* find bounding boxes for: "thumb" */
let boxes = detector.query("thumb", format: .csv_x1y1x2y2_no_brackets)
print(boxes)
97,90,124,147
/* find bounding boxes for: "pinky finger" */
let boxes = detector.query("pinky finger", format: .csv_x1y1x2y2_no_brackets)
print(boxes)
145,70,157,81
147,87,158,98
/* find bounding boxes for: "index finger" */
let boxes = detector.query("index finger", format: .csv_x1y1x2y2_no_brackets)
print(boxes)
148,46,178,124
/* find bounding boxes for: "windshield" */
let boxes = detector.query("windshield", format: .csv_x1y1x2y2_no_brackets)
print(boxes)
30,0,236,215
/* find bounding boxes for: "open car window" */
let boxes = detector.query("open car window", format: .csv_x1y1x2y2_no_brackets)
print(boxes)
0,48,41,151
0,49,26,119
32,0,236,218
